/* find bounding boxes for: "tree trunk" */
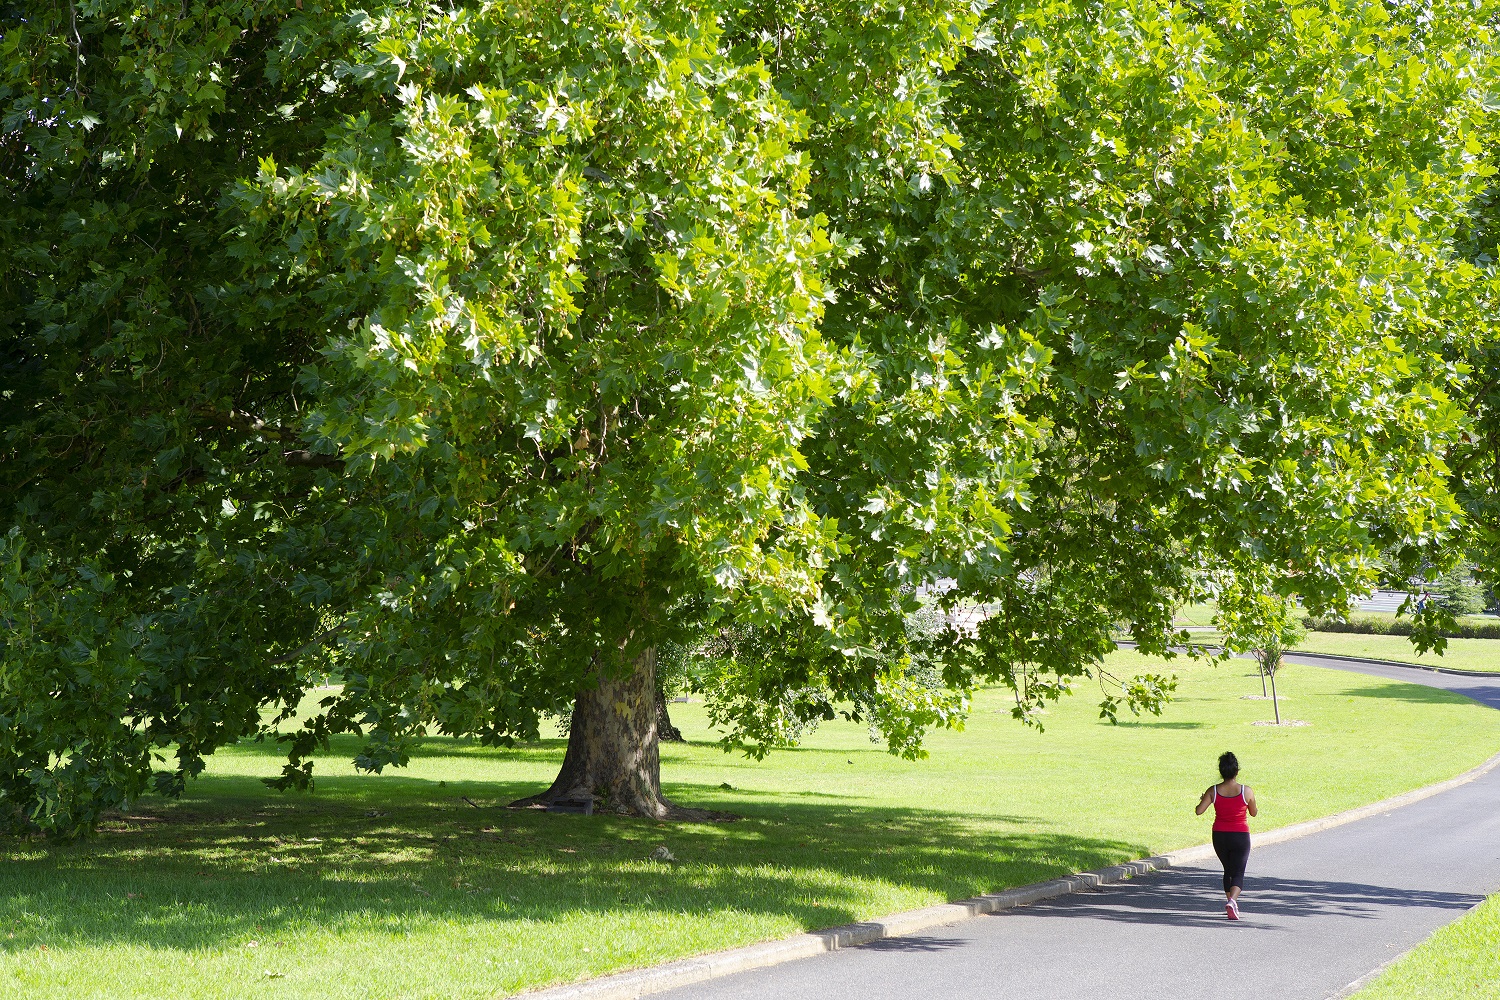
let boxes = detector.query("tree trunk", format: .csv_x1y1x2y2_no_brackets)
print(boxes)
656,683,684,743
1269,656,1281,725
517,646,671,818
1259,655,1268,697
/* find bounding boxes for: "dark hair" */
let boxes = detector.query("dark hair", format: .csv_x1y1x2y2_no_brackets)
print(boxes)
1219,752,1240,781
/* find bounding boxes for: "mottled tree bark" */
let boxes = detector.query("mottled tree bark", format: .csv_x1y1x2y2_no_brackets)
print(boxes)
518,647,670,817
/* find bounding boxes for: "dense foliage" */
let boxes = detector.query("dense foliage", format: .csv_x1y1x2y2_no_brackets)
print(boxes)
1451,125,1500,605
3,0,1497,833
718,0,1499,734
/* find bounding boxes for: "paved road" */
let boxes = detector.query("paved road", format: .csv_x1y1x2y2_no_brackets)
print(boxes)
1281,651,1500,709
661,656,1500,1000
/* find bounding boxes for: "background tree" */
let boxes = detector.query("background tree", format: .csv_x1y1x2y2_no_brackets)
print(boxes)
3,0,1496,835
706,0,1497,745
1433,562,1488,616
1216,586,1305,725
1447,112,1500,617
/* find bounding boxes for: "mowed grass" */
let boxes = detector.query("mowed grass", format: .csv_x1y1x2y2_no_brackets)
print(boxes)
1352,893,1500,1000
4,653,1500,1000
1293,633,1500,673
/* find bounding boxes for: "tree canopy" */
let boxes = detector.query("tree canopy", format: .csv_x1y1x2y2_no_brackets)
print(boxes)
3,0,1496,834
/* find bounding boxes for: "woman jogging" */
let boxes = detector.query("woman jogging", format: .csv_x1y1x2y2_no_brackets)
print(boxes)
1195,751,1257,920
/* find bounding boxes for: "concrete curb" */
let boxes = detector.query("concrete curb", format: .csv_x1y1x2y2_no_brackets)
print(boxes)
1327,955,1406,1000
1282,648,1500,678
1115,638,1500,678
520,750,1500,1000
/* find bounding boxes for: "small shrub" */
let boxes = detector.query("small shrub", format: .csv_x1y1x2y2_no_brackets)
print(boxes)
1301,615,1500,640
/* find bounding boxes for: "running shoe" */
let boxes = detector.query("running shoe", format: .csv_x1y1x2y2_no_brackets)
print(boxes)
1226,900,1240,921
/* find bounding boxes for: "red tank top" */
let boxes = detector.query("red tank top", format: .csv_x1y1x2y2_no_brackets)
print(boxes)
1212,785,1249,832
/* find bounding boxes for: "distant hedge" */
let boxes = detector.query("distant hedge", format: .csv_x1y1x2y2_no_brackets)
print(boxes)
1302,616,1500,640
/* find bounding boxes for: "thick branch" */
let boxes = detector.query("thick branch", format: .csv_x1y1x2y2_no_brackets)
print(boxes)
198,408,302,442
267,624,346,667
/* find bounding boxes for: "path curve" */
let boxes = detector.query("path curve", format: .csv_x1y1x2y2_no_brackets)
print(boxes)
1282,650,1500,708
657,654,1500,1000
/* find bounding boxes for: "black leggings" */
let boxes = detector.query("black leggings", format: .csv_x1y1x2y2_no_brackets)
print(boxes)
1212,831,1251,892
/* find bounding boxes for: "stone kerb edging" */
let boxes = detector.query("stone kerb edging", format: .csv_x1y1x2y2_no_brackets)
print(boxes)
1115,640,1500,678
521,749,1500,1000
1282,648,1500,678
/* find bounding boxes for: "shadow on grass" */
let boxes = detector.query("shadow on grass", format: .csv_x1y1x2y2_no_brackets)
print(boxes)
0,773,1143,956
1115,721,1208,730
1341,682,1499,708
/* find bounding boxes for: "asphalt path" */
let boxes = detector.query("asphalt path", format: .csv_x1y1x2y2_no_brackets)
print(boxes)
660,655,1500,1000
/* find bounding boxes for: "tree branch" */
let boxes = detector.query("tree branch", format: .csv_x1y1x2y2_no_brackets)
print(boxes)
267,624,347,667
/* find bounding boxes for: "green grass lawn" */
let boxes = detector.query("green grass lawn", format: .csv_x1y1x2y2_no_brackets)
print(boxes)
1173,601,1220,626
1351,893,1500,1000
1293,633,1500,673
4,653,1500,1000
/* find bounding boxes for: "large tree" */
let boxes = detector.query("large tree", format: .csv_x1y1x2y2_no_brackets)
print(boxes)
3,0,846,826
706,0,1496,740
2,0,1494,834
1447,119,1500,613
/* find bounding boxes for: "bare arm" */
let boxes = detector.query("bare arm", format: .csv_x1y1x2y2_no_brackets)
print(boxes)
1246,786,1258,818
1195,786,1214,815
